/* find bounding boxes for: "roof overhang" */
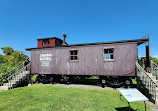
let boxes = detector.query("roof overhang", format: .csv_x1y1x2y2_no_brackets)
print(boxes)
26,38,148,51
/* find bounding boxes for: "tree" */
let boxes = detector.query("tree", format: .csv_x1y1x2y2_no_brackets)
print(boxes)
0,54,4,64
1,47,13,55
150,56,158,65
0,48,29,75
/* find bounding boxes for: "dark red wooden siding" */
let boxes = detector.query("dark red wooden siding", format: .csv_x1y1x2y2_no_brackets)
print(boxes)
37,39,55,48
31,43,137,76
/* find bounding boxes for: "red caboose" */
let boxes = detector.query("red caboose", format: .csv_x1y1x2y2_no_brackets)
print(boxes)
26,34,149,87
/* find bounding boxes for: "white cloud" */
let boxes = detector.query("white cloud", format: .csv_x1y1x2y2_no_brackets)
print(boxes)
153,55,158,59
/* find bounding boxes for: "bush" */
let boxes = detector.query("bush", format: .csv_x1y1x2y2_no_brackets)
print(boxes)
150,56,158,65
0,47,29,81
1,47,14,55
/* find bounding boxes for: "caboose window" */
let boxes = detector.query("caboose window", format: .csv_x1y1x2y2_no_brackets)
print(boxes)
70,50,78,61
104,48,114,60
43,39,50,45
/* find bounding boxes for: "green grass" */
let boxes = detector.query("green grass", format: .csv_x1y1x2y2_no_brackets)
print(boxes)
0,84,150,111
31,74,38,81
88,76,99,79
132,78,137,85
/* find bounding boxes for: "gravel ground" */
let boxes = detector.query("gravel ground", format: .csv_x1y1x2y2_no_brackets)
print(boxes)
45,83,114,90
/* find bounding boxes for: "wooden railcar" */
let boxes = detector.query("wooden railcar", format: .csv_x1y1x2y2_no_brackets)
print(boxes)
26,37,148,87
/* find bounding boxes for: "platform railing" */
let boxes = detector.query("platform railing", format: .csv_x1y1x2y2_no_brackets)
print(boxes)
151,60,158,80
136,62,157,103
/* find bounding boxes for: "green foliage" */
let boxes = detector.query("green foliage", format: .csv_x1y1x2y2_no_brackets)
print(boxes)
0,65,7,75
0,47,29,76
31,74,38,82
132,78,137,84
150,56,158,65
12,51,21,58
0,54,4,64
138,56,158,67
1,47,13,55
11,51,22,66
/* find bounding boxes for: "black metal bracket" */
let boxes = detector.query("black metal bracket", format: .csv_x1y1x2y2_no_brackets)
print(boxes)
120,94,141,111
120,94,124,101
144,101,146,111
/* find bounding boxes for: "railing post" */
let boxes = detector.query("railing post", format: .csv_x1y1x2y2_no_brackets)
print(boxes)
155,85,156,103
1,77,2,86
136,61,158,104
23,62,25,68
136,66,139,89
156,68,158,80
8,78,9,90
150,60,152,74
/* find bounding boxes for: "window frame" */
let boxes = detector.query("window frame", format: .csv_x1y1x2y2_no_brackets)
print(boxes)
43,39,50,45
103,47,115,61
69,49,79,61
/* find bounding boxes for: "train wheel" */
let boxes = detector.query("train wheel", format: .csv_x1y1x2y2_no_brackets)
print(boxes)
108,77,124,88
101,83,105,88
49,77,54,84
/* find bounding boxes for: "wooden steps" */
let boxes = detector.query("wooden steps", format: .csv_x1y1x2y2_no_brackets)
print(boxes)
146,73,158,104
0,63,30,90
136,62,158,104
0,71,30,90
0,86,8,91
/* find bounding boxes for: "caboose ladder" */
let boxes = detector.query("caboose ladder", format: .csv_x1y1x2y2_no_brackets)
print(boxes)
0,62,31,90
136,61,158,104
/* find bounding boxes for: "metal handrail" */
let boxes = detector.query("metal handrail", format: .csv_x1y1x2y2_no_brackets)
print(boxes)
0,62,25,86
151,60,158,79
136,62,157,103
136,62,158,86
7,63,30,80
153,62,158,67
7,63,30,89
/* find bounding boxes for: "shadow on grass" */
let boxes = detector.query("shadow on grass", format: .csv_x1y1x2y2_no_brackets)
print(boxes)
115,107,137,111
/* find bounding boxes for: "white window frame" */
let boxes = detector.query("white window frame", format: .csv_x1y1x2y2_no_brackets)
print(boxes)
103,47,115,61
69,50,79,61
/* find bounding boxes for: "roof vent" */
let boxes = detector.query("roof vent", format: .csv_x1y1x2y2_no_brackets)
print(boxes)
62,33,67,45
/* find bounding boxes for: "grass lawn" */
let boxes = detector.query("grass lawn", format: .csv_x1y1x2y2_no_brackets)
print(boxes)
0,84,151,111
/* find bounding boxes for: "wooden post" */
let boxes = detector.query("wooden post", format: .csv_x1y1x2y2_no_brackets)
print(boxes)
145,45,150,72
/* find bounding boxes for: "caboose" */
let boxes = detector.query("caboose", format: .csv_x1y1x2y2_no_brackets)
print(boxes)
26,34,149,87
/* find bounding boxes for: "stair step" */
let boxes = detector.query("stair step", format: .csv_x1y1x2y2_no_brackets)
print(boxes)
156,88,158,93
146,73,157,80
151,76,156,80
2,74,28,87
0,63,30,90
0,86,8,90
154,80,158,84
11,76,25,81
3,83,16,86
3,83,8,86
137,61,158,104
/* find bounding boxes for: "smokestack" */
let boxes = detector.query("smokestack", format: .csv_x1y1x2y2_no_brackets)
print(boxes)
62,33,67,45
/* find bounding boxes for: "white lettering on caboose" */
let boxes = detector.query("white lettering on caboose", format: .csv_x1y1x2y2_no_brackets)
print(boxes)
40,54,52,66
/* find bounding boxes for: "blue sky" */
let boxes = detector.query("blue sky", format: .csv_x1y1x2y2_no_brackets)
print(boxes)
0,0,158,58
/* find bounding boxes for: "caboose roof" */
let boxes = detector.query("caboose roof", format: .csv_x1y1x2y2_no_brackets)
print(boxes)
26,38,148,51
37,37,63,41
